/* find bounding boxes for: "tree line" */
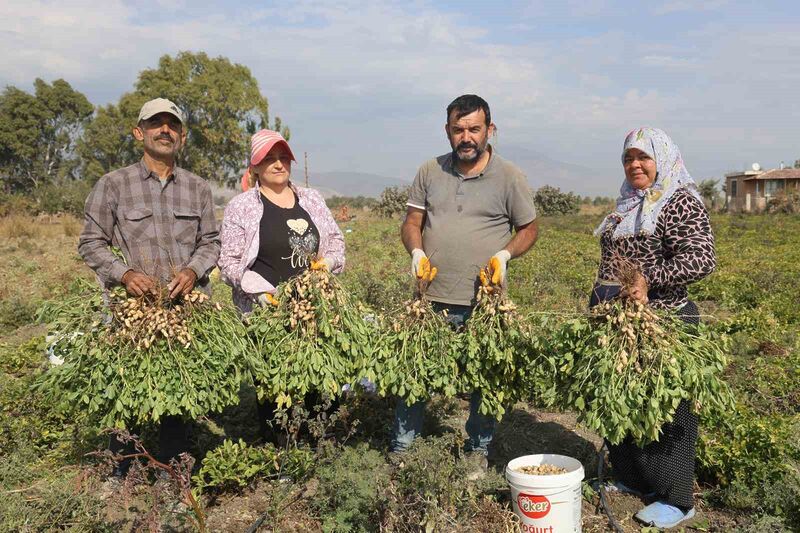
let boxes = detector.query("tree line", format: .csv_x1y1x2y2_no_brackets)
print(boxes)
0,51,289,196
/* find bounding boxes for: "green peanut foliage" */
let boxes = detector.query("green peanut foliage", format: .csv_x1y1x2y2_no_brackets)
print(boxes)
34,288,252,428
544,299,733,445
246,269,376,408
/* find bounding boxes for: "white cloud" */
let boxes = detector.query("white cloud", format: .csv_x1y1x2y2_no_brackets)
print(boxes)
653,0,730,16
0,0,798,192
640,55,698,69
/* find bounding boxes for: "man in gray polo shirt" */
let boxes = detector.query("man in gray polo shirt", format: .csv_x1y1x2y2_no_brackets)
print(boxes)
395,94,538,475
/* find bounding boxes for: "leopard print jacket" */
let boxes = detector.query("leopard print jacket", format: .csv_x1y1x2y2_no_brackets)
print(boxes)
596,187,716,310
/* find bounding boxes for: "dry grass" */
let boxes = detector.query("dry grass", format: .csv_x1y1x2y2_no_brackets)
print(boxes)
0,215,42,239
0,213,91,339
0,214,83,240
61,216,83,237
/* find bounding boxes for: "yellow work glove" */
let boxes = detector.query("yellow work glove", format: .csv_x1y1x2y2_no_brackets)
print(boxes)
257,293,279,307
310,257,333,271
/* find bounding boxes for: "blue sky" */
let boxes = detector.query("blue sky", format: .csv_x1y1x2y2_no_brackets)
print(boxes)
2,0,798,194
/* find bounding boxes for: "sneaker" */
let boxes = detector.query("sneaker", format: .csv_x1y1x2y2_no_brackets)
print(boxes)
634,501,696,528
464,452,488,481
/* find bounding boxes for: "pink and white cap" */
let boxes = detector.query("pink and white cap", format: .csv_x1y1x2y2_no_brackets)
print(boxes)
250,129,295,166
242,129,295,191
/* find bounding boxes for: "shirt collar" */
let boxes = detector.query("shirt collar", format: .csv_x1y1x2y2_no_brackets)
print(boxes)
138,158,178,183
446,144,494,180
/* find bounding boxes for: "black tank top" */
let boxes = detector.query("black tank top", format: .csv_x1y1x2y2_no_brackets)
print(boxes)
250,191,320,286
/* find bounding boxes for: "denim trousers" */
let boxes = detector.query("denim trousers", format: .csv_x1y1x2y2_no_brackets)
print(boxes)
390,302,496,454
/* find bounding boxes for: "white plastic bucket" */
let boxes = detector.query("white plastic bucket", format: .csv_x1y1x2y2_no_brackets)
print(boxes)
506,454,585,533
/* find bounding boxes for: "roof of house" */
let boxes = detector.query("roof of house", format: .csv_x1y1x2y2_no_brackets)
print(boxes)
741,168,800,181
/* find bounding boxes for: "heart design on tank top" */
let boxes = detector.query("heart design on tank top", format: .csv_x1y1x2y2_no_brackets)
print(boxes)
286,218,309,235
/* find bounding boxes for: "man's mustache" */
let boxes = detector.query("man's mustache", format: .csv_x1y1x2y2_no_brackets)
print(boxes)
155,134,174,142
457,142,478,151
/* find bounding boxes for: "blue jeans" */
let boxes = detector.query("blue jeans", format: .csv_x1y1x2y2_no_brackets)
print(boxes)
390,303,497,454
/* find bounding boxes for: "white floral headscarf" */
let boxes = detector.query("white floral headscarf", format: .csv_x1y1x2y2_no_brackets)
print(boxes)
595,127,702,240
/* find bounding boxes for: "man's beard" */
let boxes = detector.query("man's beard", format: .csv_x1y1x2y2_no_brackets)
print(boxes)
452,140,486,163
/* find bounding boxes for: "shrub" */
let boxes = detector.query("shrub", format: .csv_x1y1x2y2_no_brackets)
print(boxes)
327,196,378,210
33,180,92,216
376,186,410,218
534,185,581,216
768,190,800,214
697,407,800,527
389,434,470,529
314,443,391,532
0,192,36,217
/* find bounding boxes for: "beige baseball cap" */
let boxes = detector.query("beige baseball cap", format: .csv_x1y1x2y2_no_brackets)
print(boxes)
137,98,185,124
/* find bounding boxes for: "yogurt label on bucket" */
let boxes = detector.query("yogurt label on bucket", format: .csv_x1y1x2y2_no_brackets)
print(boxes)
518,493,551,519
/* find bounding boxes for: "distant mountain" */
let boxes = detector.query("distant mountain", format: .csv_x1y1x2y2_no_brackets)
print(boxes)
306,171,411,198
212,149,619,201
495,144,618,197
210,171,410,202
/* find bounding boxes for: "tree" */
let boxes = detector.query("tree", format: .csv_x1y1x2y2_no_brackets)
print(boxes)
79,51,288,185
697,179,720,209
0,79,93,192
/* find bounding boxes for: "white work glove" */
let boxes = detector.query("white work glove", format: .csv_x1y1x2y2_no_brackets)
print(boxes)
488,250,511,285
411,248,428,278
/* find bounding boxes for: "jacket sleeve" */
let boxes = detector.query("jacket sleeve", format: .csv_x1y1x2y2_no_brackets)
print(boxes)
77,176,131,286
186,181,221,280
217,201,248,288
642,192,717,289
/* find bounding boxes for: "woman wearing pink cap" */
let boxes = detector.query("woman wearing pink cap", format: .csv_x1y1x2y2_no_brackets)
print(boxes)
219,129,345,312
219,129,345,440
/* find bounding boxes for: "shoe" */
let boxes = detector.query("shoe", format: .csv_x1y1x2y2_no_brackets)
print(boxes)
464,452,488,481
634,501,695,528
591,479,655,498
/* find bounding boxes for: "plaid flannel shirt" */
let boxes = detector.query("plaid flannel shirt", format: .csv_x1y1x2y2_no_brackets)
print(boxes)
78,159,220,290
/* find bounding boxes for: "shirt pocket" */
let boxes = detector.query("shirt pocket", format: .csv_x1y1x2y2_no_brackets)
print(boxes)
173,208,201,245
122,207,155,241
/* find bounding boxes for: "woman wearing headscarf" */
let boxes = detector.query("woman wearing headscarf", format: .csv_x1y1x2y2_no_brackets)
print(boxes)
590,127,716,529
218,129,345,439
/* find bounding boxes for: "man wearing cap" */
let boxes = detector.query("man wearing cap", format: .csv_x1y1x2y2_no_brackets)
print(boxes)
79,98,220,468
395,94,538,476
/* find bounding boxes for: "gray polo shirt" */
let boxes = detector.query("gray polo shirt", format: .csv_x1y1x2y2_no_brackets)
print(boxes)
407,149,536,306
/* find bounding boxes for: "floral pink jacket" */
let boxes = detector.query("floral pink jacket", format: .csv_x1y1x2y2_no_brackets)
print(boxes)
218,184,345,312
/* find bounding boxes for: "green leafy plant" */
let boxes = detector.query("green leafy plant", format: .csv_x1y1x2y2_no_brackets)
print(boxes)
462,268,534,418
193,438,313,494
34,287,251,427
547,299,733,445
247,269,376,407
370,296,461,404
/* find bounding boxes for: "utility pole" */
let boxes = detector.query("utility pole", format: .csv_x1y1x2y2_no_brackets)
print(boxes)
304,152,309,188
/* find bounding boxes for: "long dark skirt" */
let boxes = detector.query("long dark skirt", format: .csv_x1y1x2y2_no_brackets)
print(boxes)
605,300,700,509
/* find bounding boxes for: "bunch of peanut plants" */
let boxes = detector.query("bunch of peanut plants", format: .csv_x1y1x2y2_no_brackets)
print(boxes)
548,297,732,445
35,287,251,427
246,268,376,408
461,263,534,418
